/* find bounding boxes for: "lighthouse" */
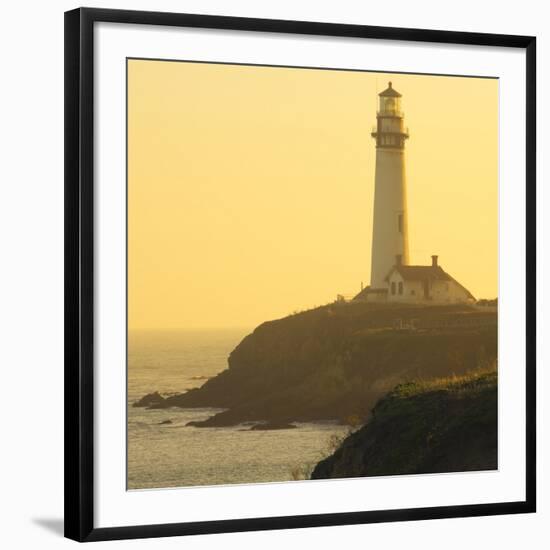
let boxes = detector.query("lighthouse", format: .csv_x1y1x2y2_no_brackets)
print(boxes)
352,82,475,305
369,82,410,292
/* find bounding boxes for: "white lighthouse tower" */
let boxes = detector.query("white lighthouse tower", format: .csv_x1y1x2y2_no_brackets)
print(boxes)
352,82,476,305
369,82,410,293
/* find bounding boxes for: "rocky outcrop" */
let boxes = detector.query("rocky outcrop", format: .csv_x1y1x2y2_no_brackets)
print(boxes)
133,391,165,408
311,368,497,479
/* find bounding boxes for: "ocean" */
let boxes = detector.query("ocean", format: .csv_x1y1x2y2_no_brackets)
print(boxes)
128,329,349,489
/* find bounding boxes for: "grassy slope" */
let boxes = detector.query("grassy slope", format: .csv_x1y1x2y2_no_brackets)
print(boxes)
311,366,497,479
151,302,497,427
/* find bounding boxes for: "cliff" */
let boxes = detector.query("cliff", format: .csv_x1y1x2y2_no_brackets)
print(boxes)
144,302,497,427
311,366,497,479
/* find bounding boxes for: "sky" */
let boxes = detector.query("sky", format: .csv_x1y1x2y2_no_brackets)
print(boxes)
128,59,498,331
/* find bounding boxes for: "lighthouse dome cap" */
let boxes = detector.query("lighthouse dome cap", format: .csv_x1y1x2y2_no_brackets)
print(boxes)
379,81,402,97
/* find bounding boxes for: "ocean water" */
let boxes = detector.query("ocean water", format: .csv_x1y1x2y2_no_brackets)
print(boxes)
128,329,348,490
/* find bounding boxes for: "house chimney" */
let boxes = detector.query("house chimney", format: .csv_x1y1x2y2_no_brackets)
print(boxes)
431,255,438,267
395,254,402,266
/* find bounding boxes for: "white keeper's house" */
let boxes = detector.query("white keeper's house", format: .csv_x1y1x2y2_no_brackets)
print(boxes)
383,254,475,304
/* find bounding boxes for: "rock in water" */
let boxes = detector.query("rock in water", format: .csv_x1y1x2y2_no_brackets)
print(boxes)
133,391,165,408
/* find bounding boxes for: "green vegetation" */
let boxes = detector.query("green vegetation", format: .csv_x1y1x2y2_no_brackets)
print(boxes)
311,364,497,479
144,302,497,428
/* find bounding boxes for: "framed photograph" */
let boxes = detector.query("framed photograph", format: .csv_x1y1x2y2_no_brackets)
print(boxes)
65,7,536,542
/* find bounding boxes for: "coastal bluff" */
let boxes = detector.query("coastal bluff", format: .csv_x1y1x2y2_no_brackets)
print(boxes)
138,302,497,428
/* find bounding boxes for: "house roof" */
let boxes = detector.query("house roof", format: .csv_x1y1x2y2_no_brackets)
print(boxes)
385,265,476,300
386,265,450,282
379,81,402,98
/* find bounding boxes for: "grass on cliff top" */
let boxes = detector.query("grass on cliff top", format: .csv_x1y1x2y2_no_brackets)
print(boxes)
387,361,497,400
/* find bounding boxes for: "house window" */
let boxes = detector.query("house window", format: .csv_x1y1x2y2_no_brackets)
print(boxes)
398,214,403,233
398,282,403,295
391,282,396,295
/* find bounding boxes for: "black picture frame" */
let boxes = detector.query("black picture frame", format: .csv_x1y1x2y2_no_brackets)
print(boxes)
65,7,537,543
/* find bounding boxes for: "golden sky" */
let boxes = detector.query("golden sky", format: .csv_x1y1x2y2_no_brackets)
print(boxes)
128,59,498,330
